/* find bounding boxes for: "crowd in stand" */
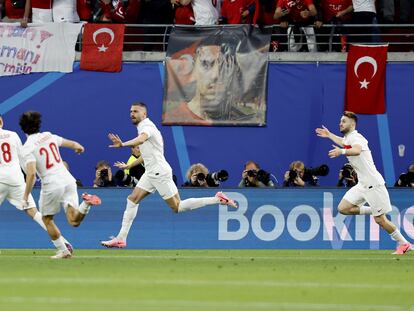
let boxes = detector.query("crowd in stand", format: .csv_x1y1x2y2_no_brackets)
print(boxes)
1,0,413,26
1,0,414,51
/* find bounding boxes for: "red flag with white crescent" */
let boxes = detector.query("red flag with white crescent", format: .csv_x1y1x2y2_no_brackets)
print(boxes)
344,44,388,114
80,23,125,72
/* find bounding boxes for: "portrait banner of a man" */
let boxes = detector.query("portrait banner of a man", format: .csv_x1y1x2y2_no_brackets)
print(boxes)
162,25,271,126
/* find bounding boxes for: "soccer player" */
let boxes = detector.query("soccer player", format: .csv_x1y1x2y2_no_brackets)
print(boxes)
19,111,101,259
316,111,411,255
101,102,237,248
0,115,73,249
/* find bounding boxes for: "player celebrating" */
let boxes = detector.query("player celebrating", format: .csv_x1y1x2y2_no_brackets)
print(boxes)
101,102,237,248
0,115,73,250
19,111,101,259
316,111,411,255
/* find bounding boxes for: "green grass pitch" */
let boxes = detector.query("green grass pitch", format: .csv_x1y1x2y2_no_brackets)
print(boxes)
0,249,412,311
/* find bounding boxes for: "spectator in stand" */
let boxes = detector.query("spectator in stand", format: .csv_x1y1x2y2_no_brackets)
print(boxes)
178,0,219,25
22,0,80,26
0,0,25,22
349,0,378,43
380,0,412,24
220,0,258,24
171,0,195,24
314,0,353,51
139,0,174,51
96,0,140,23
256,0,287,52
274,0,318,52
77,0,92,21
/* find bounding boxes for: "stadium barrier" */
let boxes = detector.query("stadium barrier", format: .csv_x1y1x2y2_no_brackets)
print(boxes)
0,188,413,250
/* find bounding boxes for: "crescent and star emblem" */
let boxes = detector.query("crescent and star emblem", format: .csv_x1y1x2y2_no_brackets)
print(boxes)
353,56,378,90
92,28,115,53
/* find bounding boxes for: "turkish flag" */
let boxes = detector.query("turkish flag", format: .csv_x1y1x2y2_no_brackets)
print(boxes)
80,23,125,72
345,44,388,114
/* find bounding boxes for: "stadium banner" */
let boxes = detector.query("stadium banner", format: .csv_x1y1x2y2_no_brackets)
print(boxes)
162,25,271,126
0,22,82,76
1,188,413,250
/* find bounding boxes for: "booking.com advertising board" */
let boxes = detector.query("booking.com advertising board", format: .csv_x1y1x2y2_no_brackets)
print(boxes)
0,188,413,250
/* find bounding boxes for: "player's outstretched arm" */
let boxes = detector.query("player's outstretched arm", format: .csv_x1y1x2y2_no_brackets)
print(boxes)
315,125,343,147
61,139,85,154
109,133,149,148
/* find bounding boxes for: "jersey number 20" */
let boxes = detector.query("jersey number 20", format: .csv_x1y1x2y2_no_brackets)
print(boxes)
40,143,61,169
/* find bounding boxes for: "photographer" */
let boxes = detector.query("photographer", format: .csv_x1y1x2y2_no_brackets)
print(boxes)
113,146,145,187
337,162,358,188
183,163,229,187
283,160,329,187
394,164,414,188
93,160,116,187
238,160,275,188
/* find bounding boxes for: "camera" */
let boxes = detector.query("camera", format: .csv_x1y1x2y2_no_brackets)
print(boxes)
288,170,298,180
100,169,109,178
247,170,258,177
341,163,355,179
396,172,414,187
206,170,229,187
114,170,139,187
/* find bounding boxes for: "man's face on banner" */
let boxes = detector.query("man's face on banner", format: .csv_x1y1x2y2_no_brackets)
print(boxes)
193,45,232,120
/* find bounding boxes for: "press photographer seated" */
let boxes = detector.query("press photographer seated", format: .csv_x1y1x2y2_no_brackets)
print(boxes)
337,162,358,188
182,163,229,187
283,160,329,187
394,164,414,187
93,160,116,187
238,160,274,188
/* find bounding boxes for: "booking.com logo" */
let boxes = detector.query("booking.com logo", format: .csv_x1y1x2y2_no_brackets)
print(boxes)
219,192,414,244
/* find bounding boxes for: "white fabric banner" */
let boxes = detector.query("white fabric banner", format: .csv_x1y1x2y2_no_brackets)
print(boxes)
0,22,83,76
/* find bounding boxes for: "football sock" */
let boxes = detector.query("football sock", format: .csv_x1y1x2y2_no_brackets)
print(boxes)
390,229,409,244
117,199,139,241
359,205,372,215
33,212,47,230
178,197,218,213
52,236,68,252
78,201,90,215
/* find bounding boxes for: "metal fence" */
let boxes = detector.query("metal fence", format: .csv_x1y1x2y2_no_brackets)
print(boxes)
77,24,414,53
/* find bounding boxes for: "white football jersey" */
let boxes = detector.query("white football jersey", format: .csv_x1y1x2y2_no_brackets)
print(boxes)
342,130,385,187
137,118,172,176
21,132,75,189
0,129,25,186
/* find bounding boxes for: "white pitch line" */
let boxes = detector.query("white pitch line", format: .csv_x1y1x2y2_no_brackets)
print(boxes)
0,277,411,291
0,296,410,311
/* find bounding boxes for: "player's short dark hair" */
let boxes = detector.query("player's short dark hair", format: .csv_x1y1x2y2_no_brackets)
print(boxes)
132,102,147,112
19,111,41,135
343,111,358,124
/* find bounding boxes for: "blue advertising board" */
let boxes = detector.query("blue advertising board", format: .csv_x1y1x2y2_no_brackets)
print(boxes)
0,188,413,250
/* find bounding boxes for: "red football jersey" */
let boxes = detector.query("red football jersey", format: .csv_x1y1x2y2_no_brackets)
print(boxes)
221,0,256,24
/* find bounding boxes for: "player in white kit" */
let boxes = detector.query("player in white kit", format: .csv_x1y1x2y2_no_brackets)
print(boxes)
101,102,237,248
316,111,411,255
0,115,74,250
19,111,101,259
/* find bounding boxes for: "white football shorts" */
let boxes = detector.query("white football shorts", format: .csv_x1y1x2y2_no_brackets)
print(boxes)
0,182,36,210
39,182,78,216
137,172,178,200
343,183,392,216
